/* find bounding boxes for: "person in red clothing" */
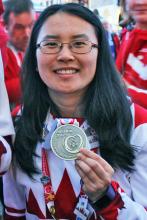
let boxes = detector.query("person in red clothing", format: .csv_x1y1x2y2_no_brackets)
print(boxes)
3,0,35,109
116,0,147,108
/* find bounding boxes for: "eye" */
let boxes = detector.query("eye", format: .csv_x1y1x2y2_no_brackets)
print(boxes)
14,24,25,30
72,40,88,48
42,41,59,48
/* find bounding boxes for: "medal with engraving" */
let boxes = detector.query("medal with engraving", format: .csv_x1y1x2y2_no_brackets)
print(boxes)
51,124,89,160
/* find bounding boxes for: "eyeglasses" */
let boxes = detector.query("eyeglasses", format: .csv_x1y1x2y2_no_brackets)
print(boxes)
36,39,98,54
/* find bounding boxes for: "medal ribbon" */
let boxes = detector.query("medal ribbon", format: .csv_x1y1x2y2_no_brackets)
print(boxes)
41,148,56,218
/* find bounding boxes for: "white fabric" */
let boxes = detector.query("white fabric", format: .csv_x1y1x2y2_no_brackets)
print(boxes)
3,104,147,219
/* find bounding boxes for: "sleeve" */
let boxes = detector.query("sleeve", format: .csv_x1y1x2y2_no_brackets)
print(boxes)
3,168,26,220
95,183,147,220
0,136,11,175
94,104,147,219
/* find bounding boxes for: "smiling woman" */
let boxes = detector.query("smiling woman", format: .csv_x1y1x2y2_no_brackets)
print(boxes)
36,12,98,99
3,3,147,220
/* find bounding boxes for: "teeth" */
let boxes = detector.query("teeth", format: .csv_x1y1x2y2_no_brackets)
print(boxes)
56,69,77,74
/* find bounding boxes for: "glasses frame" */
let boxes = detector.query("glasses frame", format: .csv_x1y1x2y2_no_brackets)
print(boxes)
36,40,98,54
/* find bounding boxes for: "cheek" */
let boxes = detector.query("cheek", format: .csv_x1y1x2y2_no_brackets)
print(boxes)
36,53,54,86
36,53,48,71
86,54,98,75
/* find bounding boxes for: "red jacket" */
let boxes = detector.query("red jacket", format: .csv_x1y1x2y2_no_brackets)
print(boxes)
4,47,22,106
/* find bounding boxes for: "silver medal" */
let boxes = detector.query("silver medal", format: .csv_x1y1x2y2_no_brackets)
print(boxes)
51,124,88,160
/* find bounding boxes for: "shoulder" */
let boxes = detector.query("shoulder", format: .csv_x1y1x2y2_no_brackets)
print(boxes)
131,103,147,128
130,103,147,151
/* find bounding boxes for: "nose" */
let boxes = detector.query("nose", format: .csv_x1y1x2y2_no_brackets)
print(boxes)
57,44,75,62
24,26,31,37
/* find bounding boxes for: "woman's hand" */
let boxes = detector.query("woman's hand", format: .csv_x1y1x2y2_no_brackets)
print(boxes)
75,148,114,202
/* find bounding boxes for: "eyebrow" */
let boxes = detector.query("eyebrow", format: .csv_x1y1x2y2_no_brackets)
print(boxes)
41,34,89,41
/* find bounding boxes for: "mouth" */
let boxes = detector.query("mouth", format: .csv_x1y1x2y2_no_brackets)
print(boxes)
54,68,79,75
134,8,147,12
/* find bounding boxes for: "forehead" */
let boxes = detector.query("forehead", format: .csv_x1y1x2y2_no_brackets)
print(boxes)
8,11,35,25
37,12,97,42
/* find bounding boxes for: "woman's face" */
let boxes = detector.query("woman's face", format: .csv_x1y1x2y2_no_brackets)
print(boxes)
126,0,147,28
36,12,98,99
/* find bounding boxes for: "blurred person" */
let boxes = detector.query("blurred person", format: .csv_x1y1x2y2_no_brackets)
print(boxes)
119,0,135,30
3,3,147,220
3,0,35,110
116,0,147,108
93,9,120,60
101,17,120,60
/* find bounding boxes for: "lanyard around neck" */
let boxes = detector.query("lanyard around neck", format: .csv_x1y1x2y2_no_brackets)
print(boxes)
41,148,57,219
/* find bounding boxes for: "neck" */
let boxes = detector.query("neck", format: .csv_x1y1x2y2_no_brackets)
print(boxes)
49,92,85,118
135,23,147,30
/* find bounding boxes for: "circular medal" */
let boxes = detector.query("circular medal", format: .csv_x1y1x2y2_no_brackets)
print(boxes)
51,124,88,160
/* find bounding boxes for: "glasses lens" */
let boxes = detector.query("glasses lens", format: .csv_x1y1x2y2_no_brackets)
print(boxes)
41,40,60,54
71,40,91,54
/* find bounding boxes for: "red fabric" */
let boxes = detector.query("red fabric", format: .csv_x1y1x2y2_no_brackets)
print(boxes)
128,87,147,109
11,105,21,117
112,33,120,57
0,24,8,67
133,103,147,128
96,181,124,219
55,169,76,219
116,29,147,89
0,0,4,15
4,47,22,105
26,189,45,219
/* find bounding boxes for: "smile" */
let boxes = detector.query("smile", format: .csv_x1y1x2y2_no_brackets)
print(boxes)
55,69,78,74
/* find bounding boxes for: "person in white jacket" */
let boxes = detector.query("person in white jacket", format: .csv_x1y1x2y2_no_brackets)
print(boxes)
0,1,14,216
3,3,147,220
0,0,14,175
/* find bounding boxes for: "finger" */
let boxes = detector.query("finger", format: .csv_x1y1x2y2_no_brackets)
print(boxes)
78,148,114,173
75,160,86,180
75,162,103,189
75,161,107,199
75,158,108,184
77,153,113,180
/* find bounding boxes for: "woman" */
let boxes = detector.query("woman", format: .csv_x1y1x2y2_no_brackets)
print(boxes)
3,3,147,219
116,0,147,108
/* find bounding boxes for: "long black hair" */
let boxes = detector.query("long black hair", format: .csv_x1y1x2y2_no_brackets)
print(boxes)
14,3,135,177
